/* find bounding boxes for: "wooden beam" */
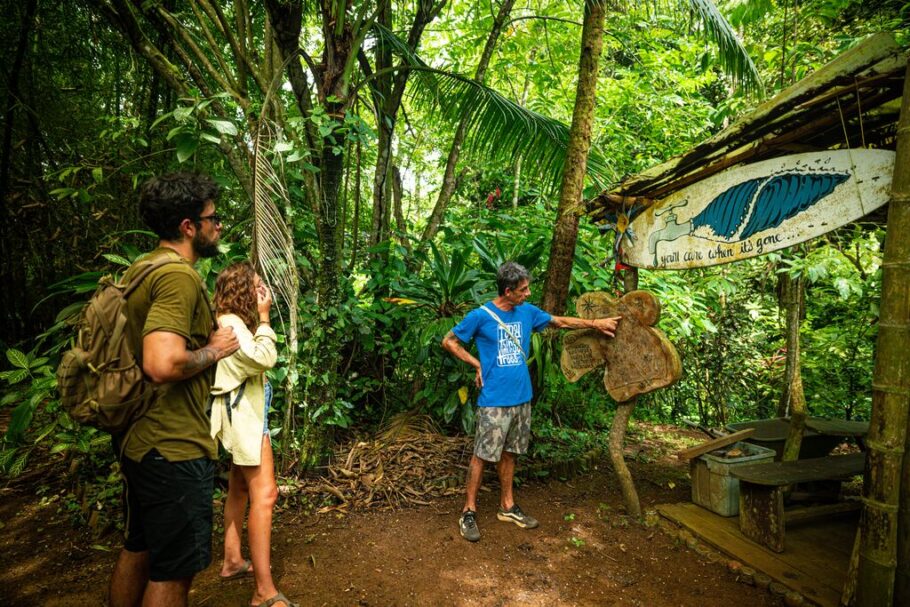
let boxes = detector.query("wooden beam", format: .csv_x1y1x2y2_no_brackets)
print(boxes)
786,501,861,525
675,428,755,462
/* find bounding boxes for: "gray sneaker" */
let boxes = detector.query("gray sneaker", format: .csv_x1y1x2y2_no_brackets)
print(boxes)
497,504,539,529
459,510,480,542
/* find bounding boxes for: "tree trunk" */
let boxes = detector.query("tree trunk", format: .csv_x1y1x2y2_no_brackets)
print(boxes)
349,139,362,271
512,156,522,209
369,0,445,249
607,268,642,518
779,270,807,462
610,401,641,518
854,58,910,607
0,0,38,344
265,0,357,469
391,165,409,251
418,0,515,246
541,0,605,315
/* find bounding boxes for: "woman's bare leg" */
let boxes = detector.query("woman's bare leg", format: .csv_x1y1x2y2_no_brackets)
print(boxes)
240,437,282,605
220,462,251,577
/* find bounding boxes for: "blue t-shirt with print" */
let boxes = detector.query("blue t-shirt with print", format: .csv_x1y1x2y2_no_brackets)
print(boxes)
452,302,552,407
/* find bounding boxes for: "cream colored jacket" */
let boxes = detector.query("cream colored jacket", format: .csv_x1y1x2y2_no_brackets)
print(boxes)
210,313,278,466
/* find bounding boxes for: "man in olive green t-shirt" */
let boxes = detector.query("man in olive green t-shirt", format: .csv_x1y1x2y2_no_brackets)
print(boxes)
109,173,239,607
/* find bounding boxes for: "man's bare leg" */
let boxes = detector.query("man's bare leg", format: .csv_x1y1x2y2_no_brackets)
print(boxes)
109,548,149,607
497,451,516,511
142,578,193,607
463,455,485,512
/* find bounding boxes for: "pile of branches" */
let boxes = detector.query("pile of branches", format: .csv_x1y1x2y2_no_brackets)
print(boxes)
297,416,473,512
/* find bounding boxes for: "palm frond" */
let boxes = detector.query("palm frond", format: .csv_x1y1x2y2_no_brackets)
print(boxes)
251,116,301,452
368,24,617,193
251,119,300,335
603,0,762,94
676,0,763,95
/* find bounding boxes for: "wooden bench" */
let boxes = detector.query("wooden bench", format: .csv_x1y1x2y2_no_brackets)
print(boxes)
730,452,865,552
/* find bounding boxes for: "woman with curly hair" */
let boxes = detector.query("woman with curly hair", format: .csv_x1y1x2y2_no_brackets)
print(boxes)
210,261,296,607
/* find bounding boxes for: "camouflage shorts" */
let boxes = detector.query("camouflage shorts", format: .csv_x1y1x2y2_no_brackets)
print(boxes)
473,402,531,462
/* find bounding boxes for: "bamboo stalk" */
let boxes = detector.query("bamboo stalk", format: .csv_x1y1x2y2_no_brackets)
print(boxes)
854,57,910,607
891,58,910,607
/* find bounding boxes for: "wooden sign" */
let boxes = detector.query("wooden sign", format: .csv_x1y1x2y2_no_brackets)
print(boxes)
561,291,681,402
619,149,895,269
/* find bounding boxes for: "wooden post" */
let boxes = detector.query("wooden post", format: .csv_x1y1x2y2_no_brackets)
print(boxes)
853,58,910,607
607,267,642,518
780,270,808,462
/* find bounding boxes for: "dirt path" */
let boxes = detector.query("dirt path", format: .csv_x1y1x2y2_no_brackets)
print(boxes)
0,444,776,607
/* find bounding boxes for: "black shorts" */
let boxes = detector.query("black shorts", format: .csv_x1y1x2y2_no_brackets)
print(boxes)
121,450,215,581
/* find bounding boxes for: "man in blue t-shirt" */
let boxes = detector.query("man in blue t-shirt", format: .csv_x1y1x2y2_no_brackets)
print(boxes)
442,262,620,542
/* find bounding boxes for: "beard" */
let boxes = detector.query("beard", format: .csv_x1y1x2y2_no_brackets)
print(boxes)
192,232,220,259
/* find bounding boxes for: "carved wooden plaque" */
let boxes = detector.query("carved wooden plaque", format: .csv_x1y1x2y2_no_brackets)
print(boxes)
560,290,681,402
561,331,608,383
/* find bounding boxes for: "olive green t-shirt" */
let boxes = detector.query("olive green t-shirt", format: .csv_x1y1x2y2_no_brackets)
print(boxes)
121,248,217,462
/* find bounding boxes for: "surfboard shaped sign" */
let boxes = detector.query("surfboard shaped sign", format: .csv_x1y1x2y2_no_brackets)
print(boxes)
620,149,895,269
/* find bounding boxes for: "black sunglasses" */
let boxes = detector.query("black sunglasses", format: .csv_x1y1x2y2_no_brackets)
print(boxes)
196,213,223,226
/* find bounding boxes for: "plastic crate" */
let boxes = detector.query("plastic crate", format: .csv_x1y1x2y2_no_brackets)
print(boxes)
690,441,776,516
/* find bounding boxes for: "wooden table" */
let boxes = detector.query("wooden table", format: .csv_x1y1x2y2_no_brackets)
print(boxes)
731,452,865,552
726,417,869,460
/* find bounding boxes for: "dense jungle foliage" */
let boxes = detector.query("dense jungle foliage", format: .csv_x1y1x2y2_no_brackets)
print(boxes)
0,0,907,516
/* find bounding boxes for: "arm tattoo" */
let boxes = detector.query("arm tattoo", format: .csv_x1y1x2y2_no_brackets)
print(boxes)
184,346,218,374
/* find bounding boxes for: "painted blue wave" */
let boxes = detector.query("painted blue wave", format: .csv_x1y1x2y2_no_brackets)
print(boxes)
739,172,849,239
691,172,850,240
691,178,764,238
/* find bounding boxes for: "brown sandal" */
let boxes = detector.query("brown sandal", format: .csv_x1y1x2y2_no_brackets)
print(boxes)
220,558,253,581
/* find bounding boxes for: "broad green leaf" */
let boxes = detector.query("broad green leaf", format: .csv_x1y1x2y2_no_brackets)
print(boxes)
6,401,34,443
205,119,238,136
49,187,77,199
1,369,29,384
55,302,86,324
6,349,29,369
173,106,193,122
102,253,131,267
174,135,198,163
166,126,185,141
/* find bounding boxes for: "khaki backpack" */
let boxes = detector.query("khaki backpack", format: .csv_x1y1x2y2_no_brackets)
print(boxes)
56,257,182,434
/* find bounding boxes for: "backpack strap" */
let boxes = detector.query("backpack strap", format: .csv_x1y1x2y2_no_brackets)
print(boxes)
121,256,185,299
107,257,185,349
481,304,527,361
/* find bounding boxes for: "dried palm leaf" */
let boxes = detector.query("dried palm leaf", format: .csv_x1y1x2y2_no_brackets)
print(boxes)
251,75,300,455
